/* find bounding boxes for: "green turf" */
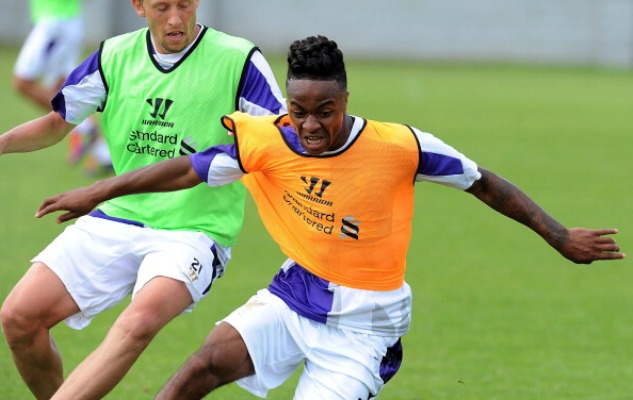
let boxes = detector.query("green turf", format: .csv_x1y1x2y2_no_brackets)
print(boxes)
0,45,631,399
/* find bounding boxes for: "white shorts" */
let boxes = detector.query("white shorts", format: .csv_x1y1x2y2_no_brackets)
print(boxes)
14,17,83,86
33,215,229,330
223,289,403,399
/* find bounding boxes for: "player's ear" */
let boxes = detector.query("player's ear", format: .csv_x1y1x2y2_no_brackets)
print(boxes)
132,0,146,17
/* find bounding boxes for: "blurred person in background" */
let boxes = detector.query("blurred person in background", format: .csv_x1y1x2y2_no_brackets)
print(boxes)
13,0,111,175
0,0,286,399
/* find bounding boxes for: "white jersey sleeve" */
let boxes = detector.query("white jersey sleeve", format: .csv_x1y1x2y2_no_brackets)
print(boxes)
51,49,106,125
238,50,287,115
190,144,244,187
412,126,481,190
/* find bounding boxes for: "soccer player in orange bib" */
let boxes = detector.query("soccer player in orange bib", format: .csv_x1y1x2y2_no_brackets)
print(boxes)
36,35,624,399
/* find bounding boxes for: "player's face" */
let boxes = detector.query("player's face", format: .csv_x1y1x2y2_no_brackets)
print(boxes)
133,0,200,54
286,79,350,155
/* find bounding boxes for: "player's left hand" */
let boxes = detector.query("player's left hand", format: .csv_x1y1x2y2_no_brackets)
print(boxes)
36,186,101,223
558,228,625,264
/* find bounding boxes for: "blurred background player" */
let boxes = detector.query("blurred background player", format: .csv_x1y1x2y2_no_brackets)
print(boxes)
13,0,112,175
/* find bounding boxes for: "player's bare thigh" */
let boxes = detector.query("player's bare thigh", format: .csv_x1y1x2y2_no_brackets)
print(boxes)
1,262,79,329
117,276,194,332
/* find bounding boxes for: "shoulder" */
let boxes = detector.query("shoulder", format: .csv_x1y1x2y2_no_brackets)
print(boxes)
365,119,419,146
223,112,281,131
102,28,148,52
201,27,255,54
100,28,150,70
224,112,285,149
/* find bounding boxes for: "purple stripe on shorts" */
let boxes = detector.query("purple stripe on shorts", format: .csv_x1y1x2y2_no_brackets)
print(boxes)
268,262,333,324
379,338,403,384
202,245,220,295
45,38,58,56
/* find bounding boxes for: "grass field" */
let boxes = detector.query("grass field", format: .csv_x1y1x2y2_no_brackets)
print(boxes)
0,44,632,399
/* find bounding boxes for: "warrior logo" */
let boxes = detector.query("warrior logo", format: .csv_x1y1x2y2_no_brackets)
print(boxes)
146,98,174,120
301,176,331,198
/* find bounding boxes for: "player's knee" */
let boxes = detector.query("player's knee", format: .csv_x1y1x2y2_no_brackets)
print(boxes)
195,344,222,370
186,346,225,388
198,341,250,387
1,296,20,332
114,311,165,348
1,299,39,346
190,350,215,375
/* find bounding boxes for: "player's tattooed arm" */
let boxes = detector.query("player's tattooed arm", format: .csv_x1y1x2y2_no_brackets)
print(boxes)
465,167,623,264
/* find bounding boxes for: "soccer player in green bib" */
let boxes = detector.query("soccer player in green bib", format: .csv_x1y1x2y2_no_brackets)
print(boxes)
0,0,285,398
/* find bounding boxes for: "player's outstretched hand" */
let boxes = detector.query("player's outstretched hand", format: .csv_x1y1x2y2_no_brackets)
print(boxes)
36,186,102,223
558,228,625,264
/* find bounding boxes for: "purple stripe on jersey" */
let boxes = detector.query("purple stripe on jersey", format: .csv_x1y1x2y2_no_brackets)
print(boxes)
190,144,238,182
51,50,100,116
379,338,403,384
268,263,333,324
280,124,304,152
240,60,284,114
419,151,464,176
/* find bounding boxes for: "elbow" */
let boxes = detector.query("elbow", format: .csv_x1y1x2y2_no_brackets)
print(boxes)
466,167,490,196
49,113,73,141
185,168,203,189
466,168,502,206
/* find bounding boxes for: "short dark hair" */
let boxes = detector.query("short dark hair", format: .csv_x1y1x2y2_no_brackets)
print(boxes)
286,35,347,90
